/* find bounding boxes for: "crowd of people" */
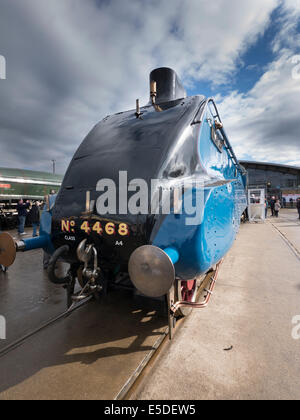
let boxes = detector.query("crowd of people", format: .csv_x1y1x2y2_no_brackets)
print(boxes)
0,199,43,272
16,199,42,236
265,196,300,219
0,199,43,237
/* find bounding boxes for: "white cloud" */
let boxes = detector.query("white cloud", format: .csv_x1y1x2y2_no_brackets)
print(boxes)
217,2,300,167
0,0,293,174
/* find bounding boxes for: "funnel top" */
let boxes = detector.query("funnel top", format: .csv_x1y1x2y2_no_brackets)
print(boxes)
149,67,187,104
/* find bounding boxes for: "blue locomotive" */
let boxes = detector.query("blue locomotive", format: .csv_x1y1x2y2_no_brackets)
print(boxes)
0,68,247,312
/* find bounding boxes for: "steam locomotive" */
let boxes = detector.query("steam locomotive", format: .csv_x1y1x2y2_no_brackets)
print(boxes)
0,68,247,314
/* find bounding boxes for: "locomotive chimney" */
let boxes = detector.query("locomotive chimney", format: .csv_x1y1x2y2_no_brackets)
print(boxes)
149,67,187,105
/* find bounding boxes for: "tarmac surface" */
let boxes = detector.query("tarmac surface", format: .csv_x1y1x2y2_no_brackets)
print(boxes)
0,228,167,400
0,209,299,400
0,243,66,348
133,209,300,400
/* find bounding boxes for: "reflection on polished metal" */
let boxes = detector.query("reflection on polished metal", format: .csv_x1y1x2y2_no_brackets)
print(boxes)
128,245,175,298
170,260,222,314
150,80,157,104
0,233,16,268
135,99,142,118
77,239,93,264
214,120,223,130
15,240,26,251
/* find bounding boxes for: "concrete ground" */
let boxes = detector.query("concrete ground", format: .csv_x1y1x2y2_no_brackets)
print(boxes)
0,228,67,348
0,294,167,400
135,209,300,400
268,208,300,255
0,228,167,400
1,211,299,400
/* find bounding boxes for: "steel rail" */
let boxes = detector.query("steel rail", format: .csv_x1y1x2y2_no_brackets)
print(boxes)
115,263,222,400
0,264,221,399
114,327,169,401
268,220,300,261
0,296,92,359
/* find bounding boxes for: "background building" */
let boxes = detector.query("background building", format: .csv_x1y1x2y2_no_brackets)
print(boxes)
0,167,63,230
0,167,62,201
240,161,300,206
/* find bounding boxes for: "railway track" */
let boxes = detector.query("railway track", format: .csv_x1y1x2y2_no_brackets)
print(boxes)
0,265,220,400
268,218,300,261
116,265,221,400
0,296,92,359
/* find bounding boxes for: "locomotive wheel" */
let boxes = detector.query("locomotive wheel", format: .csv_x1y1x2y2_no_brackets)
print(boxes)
175,278,197,317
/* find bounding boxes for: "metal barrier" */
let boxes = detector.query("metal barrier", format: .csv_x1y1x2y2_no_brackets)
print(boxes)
248,189,266,222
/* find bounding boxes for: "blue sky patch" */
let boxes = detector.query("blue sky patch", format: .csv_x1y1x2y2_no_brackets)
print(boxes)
187,6,282,99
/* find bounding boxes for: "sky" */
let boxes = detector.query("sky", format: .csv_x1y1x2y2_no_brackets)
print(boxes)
0,0,299,175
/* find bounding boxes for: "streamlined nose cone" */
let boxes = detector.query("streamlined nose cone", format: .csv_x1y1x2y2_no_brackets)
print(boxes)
128,245,175,298
0,233,16,268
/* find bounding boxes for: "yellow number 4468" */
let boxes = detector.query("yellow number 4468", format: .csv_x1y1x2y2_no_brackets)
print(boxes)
78,221,129,236
80,221,91,234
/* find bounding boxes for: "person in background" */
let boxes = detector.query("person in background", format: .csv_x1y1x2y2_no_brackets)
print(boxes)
17,199,30,235
274,199,281,218
289,197,294,208
0,208,7,272
0,208,5,273
41,197,51,269
270,196,276,217
297,198,300,220
27,201,40,237
264,198,268,219
282,197,286,208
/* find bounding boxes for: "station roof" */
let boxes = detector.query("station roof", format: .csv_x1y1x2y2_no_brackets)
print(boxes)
0,167,63,184
239,161,300,175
